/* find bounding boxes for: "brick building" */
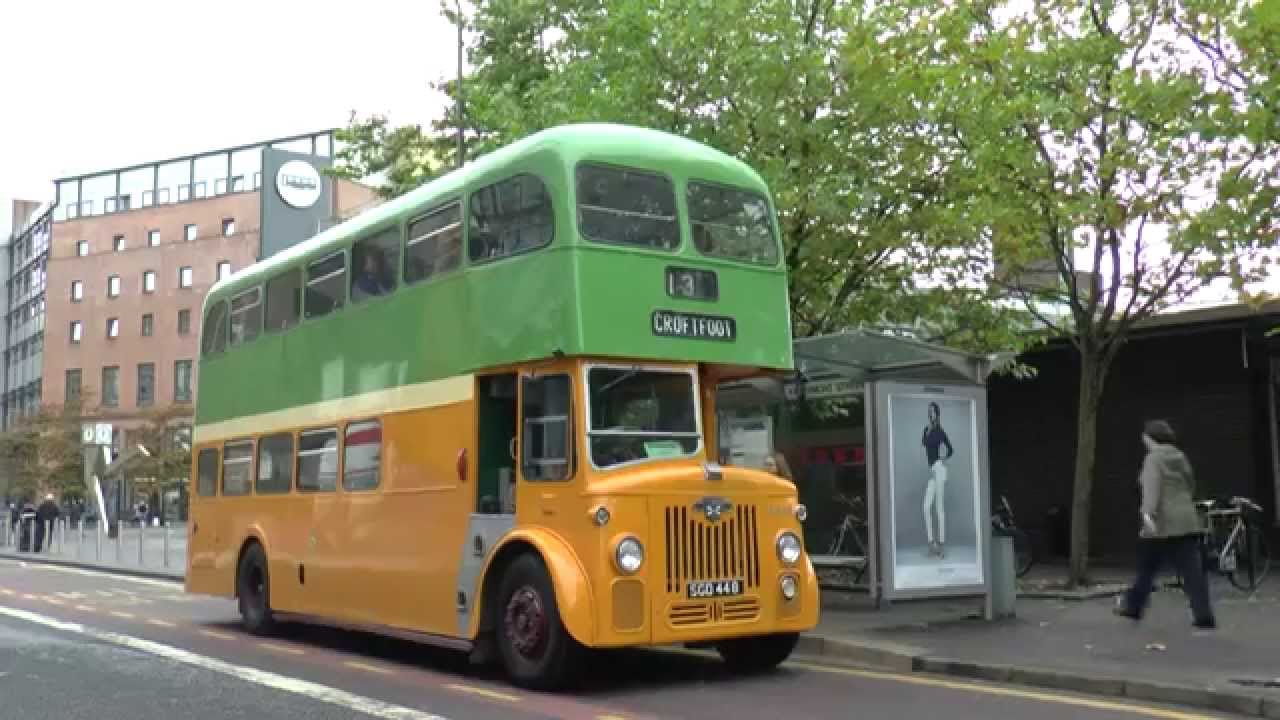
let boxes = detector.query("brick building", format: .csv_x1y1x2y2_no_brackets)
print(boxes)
22,131,378,453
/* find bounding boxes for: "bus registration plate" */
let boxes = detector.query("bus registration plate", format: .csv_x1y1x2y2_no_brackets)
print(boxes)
687,580,743,598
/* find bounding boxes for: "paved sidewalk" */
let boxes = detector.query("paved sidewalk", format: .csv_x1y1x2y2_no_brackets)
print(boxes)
802,578,1280,717
0,522,186,581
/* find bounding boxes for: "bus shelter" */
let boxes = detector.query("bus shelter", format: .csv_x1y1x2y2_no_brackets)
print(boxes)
716,329,1010,610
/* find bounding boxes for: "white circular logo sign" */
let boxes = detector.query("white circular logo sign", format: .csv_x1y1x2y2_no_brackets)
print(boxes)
275,160,322,209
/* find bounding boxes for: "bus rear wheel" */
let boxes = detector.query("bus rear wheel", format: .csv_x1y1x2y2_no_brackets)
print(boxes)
716,632,799,674
495,553,582,690
237,543,275,635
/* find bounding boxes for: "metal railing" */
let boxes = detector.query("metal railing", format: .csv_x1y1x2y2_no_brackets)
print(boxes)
2,516,186,572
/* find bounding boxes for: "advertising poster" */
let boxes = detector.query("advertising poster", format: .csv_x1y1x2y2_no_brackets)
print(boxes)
886,391,984,591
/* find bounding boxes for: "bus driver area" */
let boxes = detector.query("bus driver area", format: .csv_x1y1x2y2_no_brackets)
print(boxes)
185,123,817,691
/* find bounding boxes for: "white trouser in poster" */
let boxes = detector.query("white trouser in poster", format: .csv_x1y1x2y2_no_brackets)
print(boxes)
923,460,948,555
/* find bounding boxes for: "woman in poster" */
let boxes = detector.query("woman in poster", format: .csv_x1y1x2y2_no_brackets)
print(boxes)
922,402,954,558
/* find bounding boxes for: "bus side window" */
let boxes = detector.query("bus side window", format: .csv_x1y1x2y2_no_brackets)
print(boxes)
229,287,263,346
343,420,381,492
264,269,302,332
405,202,462,284
305,252,346,319
222,440,253,496
256,433,294,495
521,375,571,481
196,448,219,496
468,175,553,263
201,301,228,357
351,226,399,303
297,429,338,492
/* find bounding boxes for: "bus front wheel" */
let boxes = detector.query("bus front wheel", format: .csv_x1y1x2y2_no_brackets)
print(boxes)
237,543,275,635
495,553,582,690
716,632,799,674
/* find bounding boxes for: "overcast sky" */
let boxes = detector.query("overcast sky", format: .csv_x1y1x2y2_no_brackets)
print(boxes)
0,0,459,231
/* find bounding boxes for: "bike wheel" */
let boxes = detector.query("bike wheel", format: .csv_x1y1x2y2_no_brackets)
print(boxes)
1226,524,1271,591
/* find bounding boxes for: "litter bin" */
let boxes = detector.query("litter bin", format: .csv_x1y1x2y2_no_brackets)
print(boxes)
990,532,1017,618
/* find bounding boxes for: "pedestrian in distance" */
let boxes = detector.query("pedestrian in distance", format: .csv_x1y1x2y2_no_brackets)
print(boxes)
34,493,60,553
1114,420,1216,629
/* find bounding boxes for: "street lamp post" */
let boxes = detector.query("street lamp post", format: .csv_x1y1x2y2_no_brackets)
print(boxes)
456,0,465,169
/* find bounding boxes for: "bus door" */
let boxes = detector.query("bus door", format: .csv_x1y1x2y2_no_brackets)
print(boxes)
516,369,575,519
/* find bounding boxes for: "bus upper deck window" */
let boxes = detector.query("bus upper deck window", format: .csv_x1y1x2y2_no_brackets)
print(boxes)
576,164,678,251
305,252,346,318
351,226,399,303
687,181,779,266
406,202,462,284
468,175,553,262
201,301,229,357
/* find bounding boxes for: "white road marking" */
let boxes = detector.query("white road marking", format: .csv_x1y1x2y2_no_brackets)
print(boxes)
31,564,183,591
0,605,451,720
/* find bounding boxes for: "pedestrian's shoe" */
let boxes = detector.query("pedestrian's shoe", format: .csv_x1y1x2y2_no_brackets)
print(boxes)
1113,596,1140,621
1192,617,1216,630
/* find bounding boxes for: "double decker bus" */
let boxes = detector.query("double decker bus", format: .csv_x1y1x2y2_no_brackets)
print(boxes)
186,123,818,689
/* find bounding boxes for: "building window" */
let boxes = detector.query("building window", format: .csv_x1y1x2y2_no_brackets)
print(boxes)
70,321,82,344
179,266,193,288
107,317,120,338
143,270,156,293
113,235,125,252
76,241,89,257
217,261,233,281
101,366,119,407
297,428,338,492
256,433,294,495
344,421,382,491
305,252,346,318
148,229,160,247
174,359,193,403
222,218,236,236
65,369,82,404
177,309,191,335
107,275,121,298
136,363,155,407
71,280,84,302
141,313,154,337
185,224,197,241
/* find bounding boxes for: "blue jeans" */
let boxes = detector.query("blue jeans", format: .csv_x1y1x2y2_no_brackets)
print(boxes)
1121,534,1214,625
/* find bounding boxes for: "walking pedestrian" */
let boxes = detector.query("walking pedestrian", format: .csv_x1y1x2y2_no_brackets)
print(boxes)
1114,420,1216,629
34,493,60,553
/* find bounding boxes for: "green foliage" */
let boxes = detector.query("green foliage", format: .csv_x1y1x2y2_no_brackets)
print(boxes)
338,0,1035,354
126,406,193,493
327,114,441,199
0,402,87,502
871,0,1278,583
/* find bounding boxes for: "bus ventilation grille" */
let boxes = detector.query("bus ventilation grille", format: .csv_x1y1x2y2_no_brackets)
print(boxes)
663,504,761,594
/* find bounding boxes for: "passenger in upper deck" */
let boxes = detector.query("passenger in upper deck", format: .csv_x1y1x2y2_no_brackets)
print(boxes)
352,245,393,300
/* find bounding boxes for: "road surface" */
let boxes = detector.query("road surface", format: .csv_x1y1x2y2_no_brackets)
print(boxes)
0,557,1238,720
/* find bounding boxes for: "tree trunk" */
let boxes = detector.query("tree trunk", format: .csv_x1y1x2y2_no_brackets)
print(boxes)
1069,352,1105,587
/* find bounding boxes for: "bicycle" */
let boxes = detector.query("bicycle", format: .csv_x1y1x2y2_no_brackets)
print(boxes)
991,495,1034,578
1194,496,1271,591
827,494,870,585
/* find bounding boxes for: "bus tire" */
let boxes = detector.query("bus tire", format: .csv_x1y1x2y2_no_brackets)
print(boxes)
237,543,275,636
495,553,582,690
716,632,798,674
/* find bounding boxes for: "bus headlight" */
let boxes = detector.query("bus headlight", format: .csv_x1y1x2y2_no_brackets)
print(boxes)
777,532,802,566
780,574,798,600
614,536,644,575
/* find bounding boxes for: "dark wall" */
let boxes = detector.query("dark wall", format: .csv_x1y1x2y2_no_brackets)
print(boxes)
989,325,1272,561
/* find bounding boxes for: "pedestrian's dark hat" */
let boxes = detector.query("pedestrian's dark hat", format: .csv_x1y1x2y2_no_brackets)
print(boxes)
1143,419,1177,444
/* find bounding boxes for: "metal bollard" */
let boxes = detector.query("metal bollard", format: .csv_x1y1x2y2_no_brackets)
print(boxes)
78,519,85,558
96,520,102,560
162,522,170,569
139,521,146,566
44,520,52,554
115,523,122,563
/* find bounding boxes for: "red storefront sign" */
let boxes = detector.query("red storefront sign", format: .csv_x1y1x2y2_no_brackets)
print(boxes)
796,445,865,466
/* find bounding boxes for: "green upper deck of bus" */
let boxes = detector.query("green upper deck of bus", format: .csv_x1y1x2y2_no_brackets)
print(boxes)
195,123,793,427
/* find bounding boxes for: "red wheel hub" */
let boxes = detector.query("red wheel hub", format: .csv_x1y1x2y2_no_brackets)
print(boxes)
504,585,547,658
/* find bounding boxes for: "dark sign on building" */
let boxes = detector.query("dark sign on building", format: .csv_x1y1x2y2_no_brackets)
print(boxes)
259,148,334,261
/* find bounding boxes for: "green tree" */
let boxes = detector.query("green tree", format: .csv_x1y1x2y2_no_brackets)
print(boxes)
876,0,1279,584
0,402,88,502
336,0,1031,352
126,406,193,520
